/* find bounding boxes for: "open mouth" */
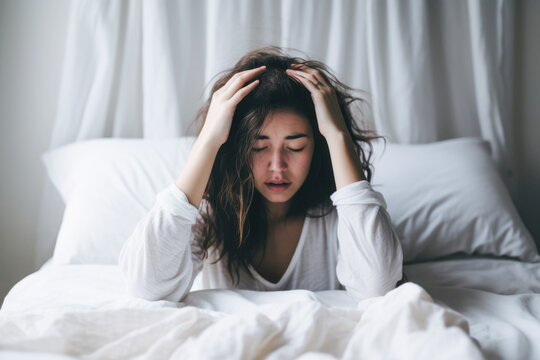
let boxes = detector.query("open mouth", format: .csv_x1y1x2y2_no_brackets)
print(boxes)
264,181,291,192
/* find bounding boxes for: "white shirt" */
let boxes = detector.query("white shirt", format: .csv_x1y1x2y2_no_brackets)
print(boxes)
118,180,404,304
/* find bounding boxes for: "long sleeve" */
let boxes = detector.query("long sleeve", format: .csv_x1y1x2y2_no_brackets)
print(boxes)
330,180,404,303
118,182,204,302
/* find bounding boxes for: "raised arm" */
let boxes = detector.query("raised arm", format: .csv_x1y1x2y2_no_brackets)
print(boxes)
118,66,267,301
176,65,267,208
118,184,203,302
285,63,365,189
285,63,403,301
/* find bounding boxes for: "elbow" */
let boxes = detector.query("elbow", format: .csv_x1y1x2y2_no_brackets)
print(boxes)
122,274,193,302
118,263,162,301
117,226,198,302
119,262,195,302
124,281,163,301
337,260,403,303
367,275,402,298
345,279,399,303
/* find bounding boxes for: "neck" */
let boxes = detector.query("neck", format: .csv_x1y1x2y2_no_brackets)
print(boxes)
265,200,291,224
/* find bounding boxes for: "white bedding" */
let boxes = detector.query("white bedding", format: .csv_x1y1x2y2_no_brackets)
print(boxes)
1,256,539,359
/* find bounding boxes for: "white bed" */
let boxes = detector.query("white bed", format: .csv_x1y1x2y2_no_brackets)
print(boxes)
1,136,539,359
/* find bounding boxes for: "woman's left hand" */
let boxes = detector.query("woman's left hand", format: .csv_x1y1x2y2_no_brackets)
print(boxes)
285,64,347,138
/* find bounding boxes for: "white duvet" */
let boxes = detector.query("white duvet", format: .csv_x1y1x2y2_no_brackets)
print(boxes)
1,257,539,359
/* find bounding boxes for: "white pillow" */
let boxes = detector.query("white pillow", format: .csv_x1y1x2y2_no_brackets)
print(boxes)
42,136,539,265
369,136,540,263
41,137,196,265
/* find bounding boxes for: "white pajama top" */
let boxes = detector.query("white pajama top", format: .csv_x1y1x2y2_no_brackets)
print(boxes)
118,180,404,304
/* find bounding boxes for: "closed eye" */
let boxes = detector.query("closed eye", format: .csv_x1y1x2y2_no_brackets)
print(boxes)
288,147,305,152
251,146,305,152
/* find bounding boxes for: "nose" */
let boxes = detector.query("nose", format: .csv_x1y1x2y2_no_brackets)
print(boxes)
268,148,287,172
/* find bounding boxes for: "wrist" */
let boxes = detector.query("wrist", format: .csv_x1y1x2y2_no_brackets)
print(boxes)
323,128,348,147
324,129,367,186
197,130,224,150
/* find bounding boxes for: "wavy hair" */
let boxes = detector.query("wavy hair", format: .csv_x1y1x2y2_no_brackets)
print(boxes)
191,46,387,286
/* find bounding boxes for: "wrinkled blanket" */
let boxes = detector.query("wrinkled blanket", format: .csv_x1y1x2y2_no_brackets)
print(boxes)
0,265,483,359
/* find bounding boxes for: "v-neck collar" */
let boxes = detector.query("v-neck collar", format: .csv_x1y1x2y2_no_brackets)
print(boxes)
247,216,310,288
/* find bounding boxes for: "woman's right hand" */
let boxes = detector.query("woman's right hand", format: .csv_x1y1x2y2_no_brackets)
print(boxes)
200,65,267,146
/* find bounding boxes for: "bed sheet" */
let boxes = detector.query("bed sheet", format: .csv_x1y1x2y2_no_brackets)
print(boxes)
0,256,538,359
405,256,540,359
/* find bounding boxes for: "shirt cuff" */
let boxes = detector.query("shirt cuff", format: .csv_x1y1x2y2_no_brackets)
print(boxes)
330,180,387,208
155,182,200,223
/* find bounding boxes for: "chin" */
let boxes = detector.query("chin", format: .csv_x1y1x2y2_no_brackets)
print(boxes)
263,195,293,203
258,188,296,203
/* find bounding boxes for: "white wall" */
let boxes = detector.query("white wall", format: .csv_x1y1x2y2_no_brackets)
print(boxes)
1,0,539,304
0,0,71,302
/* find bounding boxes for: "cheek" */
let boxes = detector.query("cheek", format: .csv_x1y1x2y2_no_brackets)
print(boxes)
250,155,265,182
293,152,313,177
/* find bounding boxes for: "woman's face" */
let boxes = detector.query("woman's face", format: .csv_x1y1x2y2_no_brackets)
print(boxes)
250,110,315,205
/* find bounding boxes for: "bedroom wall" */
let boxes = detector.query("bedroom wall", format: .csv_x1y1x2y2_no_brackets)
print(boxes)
0,0,71,304
1,0,539,305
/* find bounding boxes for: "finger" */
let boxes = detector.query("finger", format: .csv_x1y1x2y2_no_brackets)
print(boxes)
289,65,329,87
230,79,259,104
229,66,262,81
286,69,306,83
288,68,324,87
223,66,266,99
286,70,320,93
290,63,313,73
287,69,323,91
225,66,265,93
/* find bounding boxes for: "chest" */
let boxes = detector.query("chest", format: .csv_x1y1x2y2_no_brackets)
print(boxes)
250,217,305,284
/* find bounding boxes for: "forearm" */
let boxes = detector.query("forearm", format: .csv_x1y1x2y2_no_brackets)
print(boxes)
118,184,202,301
175,133,221,208
330,181,404,302
324,130,366,190
336,204,404,301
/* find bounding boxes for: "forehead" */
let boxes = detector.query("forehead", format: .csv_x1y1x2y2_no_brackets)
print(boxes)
259,110,312,135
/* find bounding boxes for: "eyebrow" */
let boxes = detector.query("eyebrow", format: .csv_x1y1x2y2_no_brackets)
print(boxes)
255,133,308,140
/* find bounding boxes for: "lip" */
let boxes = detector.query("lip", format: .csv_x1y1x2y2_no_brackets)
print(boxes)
264,182,291,192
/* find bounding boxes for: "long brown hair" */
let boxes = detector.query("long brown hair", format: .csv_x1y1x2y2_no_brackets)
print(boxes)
192,46,386,285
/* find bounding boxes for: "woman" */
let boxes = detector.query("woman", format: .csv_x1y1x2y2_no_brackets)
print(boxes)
118,46,407,303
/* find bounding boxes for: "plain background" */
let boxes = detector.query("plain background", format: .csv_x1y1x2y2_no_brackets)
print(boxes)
1,0,539,304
